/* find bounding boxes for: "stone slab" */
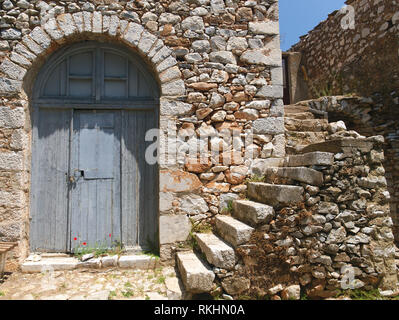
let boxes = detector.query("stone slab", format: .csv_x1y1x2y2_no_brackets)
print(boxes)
300,139,373,154
118,255,159,269
263,167,324,186
286,152,334,167
248,182,304,207
233,200,275,226
21,258,79,273
215,216,254,247
176,252,215,294
195,233,236,270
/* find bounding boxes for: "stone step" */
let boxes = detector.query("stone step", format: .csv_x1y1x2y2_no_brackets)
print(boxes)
215,215,254,247
299,138,374,154
251,152,334,175
286,131,326,146
285,112,315,120
21,257,78,273
286,152,334,167
21,254,159,273
285,118,329,132
247,182,304,207
251,158,285,175
286,145,308,156
195,233,236,270
263,167,324,186
284,104,310,114
176,251,215,294
233,200,275,227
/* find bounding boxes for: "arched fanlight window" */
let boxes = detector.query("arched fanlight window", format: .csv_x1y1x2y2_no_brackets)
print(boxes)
34,42,160,103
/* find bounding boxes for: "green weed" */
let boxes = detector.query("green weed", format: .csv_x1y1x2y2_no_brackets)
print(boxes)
245,175,265,183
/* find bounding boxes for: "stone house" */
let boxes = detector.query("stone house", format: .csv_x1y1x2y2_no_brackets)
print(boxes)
0,0,283,263
0,0,398,299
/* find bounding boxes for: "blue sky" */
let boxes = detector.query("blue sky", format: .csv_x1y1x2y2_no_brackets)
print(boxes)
279,0,346,51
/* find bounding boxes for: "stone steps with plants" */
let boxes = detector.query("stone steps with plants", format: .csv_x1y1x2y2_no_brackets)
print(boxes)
177,115,341,298
178,214,256,296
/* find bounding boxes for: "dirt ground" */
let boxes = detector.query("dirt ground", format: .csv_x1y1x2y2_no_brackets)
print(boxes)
0,266,181,300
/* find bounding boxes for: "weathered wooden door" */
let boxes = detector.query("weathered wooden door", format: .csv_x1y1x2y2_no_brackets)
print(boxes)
30,42,160,253
70,111,121,250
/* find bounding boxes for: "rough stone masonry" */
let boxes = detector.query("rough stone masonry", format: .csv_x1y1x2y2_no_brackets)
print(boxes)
0,0,284,265
288,0,399,243
0,0,397,301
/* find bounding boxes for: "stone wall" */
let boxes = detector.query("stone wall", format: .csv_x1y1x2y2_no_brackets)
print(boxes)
292,96,399,246
221,133,398,299
0,0,284,267
289,0,399,101
288,0,399,244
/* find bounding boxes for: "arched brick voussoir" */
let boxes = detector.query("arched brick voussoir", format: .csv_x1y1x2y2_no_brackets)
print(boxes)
0,77,23,97
0,11,187,98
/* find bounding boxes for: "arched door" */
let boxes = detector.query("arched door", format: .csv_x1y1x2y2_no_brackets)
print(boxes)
30,42,159,253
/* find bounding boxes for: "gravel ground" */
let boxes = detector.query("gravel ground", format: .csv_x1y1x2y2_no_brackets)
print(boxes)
0,266,181,300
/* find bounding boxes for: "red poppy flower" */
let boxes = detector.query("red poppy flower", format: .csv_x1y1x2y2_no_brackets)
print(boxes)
82,242,87,246
74,237,77,241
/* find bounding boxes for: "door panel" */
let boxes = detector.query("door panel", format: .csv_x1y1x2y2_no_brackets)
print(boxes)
30,108,71,252
121,110,158,250
70,111,121,250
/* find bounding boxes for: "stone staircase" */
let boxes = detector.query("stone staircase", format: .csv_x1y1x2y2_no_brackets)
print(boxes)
176,149,334,297
284,103,328,155
176,103,399,298
176,104,336,298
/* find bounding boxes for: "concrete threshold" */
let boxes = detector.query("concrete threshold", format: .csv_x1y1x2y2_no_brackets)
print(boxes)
21,254,160,273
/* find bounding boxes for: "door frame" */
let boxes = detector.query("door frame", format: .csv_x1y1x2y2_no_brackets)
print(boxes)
30,41,160,253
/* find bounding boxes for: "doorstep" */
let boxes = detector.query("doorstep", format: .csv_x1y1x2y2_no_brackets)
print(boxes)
21,254,160,273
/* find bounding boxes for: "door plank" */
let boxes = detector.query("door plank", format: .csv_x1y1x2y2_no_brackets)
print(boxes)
70,111,120,250
30,108,71,252
122,110,158,251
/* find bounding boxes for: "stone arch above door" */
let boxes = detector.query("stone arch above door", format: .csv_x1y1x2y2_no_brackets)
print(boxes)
34,41,160,103
0,12,186,99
